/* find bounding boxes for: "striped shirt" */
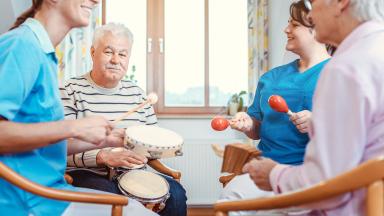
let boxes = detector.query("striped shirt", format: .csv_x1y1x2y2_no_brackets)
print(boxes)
60,72,157,168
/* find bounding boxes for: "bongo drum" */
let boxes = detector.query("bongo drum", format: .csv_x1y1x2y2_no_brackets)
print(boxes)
117,170,170,212
125,125,183,159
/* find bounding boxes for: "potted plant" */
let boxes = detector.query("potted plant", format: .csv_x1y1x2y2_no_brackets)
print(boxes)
228,90,246,116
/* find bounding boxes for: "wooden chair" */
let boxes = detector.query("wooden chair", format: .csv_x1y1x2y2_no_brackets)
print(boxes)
0,162,128,216
147,159,182,182
214,157,384,216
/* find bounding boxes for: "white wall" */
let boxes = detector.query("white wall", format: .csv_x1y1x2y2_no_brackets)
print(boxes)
268,0,297,69
0,0,31,34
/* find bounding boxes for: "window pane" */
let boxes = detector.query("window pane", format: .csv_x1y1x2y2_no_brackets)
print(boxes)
164,0,205,107
105,0,147,91
209,0,248,106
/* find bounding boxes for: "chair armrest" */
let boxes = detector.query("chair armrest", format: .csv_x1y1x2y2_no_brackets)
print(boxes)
148,159,181,181
64,174,73,184
214,158,384,215
219,173,236,187
0,162,128,206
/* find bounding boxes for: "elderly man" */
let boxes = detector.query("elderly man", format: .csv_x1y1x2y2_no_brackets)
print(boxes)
241,0,384,215
60,23,187,216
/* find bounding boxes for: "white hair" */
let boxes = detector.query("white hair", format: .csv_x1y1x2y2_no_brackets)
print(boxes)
92,23,134,47
348,0,384,22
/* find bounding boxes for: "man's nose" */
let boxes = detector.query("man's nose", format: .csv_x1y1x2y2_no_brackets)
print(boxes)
110,53,119,64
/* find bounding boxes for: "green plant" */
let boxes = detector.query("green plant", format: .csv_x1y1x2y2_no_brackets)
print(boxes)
125,65,137,83
228,90,247,112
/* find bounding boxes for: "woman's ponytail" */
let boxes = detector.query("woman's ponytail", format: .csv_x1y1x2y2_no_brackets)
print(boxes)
9,0,43,30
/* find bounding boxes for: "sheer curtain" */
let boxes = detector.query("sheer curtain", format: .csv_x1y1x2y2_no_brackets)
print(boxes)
247,0,268,104
56,6,102,84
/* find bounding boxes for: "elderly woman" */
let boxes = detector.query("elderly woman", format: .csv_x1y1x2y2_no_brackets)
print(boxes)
243,0,384,215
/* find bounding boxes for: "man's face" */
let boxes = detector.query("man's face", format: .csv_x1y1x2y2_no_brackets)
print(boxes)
91,33,131,84
308,0,339,45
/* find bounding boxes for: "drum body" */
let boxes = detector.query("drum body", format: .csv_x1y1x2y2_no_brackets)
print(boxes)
125,125,183,159
117,170,170,212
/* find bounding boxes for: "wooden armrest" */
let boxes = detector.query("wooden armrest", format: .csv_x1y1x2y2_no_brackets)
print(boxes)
64,174,73,184
214,158,384,216
0,162,128,215
219,173,236,187
148,159,181,181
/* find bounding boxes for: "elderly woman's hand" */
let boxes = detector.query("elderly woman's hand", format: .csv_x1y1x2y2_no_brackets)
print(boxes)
242,158,278,191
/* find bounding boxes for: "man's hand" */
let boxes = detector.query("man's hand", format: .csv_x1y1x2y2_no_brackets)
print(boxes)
230,112,253,133
70,116,113,145
242,158,278,191
289,110,312,133
99,128,125,148
96,148,148,168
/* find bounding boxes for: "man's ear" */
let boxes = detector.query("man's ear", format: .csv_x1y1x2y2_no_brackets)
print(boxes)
90,46,95,57
336,0,351,14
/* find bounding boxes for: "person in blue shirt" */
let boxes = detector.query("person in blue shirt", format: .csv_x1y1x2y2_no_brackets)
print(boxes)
219,0,332,212
0,0,157,215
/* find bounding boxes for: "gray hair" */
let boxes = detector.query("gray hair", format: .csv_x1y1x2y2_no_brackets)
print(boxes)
92,23,134,47
349,0,384,22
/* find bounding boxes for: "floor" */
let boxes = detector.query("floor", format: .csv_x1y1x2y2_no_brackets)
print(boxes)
187,206,215,216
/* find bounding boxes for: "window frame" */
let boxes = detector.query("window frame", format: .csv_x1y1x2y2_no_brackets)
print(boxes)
102,0,246,115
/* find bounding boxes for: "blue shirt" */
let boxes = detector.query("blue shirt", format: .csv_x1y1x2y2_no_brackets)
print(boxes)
248,59,329,165
0,18,73,215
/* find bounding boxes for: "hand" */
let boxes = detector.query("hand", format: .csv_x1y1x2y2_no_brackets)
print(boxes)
99,128,125,148
70,116,113,145
289,110,312,133
242,158,278,191
96,148,148,168
230,112,253,133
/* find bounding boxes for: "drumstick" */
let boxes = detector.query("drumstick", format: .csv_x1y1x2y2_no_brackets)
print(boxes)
113,93,158,124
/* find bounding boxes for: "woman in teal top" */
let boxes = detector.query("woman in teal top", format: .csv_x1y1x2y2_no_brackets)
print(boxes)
0,1,156,215
231,1,331,165
219,1,333,209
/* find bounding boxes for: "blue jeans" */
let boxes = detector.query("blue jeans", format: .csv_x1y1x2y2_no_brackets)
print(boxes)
68,169,187,216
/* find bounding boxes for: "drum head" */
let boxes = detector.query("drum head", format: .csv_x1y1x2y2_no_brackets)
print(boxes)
118,170,169,199
125,125,183,148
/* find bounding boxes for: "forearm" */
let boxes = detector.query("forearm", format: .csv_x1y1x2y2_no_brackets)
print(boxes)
67,138,102,155
0,120,76,154
245,118,261,140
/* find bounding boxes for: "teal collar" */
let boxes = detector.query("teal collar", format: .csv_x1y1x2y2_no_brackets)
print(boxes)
22,18,55,54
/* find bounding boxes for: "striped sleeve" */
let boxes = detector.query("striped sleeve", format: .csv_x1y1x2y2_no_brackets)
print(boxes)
145,104,158,125
60,83,77,120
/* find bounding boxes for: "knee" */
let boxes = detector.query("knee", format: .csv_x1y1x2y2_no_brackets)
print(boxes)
168,179,187,204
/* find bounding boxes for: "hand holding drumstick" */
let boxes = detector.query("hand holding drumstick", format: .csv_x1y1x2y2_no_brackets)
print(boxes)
113,93,158,124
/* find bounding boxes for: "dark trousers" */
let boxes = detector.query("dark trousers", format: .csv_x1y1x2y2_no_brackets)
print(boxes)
68,169,187,216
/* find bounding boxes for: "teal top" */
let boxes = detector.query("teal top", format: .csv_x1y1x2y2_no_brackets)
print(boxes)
0,18,74,215
248,59,329,165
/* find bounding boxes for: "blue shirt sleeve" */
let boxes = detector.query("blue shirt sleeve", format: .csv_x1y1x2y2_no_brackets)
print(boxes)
247,81,263,121
0,38,40,120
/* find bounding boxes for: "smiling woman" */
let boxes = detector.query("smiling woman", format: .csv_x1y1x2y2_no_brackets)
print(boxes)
0,0,156,215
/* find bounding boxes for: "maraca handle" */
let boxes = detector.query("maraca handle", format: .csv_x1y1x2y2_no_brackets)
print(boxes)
287,110,293,117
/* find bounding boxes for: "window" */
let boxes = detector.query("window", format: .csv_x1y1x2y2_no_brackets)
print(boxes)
103,0,248,115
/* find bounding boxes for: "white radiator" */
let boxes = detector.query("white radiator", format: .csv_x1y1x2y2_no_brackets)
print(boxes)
154,138,245,205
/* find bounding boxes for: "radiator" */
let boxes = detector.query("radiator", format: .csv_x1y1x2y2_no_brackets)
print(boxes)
153,138,245,205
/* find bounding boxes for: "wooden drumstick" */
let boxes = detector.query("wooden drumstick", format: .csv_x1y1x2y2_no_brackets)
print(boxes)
113,93,158,124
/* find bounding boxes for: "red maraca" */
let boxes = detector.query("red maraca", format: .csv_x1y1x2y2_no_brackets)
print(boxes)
211,116,230,131
268,95,293,116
